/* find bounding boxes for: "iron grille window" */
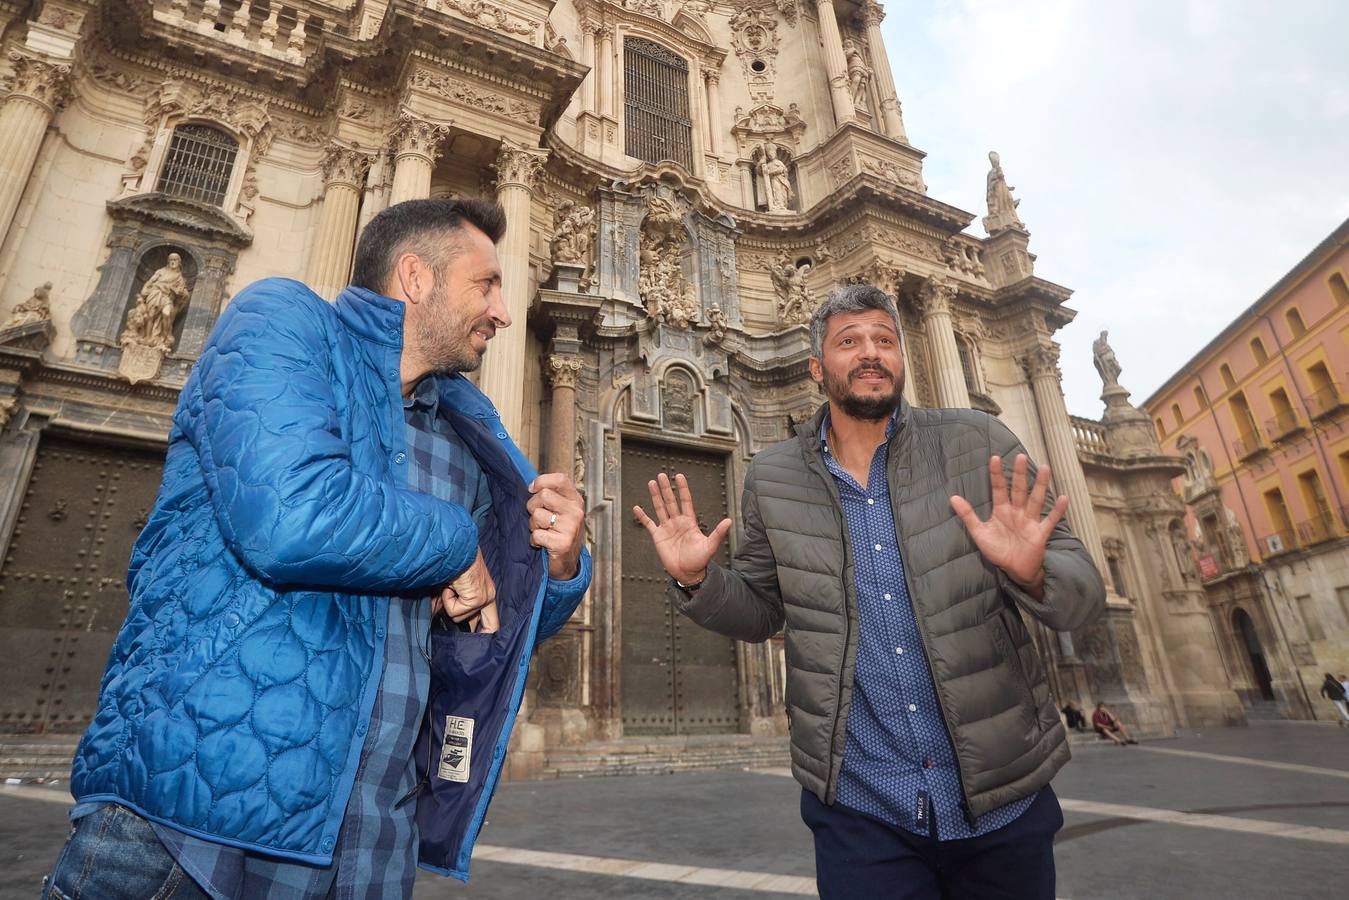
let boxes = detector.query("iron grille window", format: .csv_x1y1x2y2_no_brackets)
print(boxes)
624,37,693,170
155,124,239,206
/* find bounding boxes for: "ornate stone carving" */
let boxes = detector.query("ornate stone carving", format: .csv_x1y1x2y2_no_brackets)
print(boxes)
271,117,325,146
87,62,152,95
0,394,16,430
769,251,813,326
1022,344,1062,381
551,200,595,289
842,38,872,106
827,156,855,187
915,274,955,318
493,142,547,188
729,6,782,90
638,194,698,328
37,4,86,32
860,0,885,27
861,157,925,192
427,0,539,38
321,145,371,188
338,95,376,122
408,69,537,123
984,150,1026,234
392,113,450,161
1092,329,1123,390
703,304,729,346
942,238,985,278
624,0,665,16
120,254,190,356
3,282,52,330
546,354,584,390
732,102,806,156
756,141,793,211
662,369,697,432
6,51,73,112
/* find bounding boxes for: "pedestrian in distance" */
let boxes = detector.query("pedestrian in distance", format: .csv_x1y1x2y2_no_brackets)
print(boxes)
1091,702,1138,745
1320,672,1349,726
1061,700,1088,732
632,284,1106,900
42,198,591,899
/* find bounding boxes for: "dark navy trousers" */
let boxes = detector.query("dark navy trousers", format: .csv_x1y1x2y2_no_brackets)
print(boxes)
801,784,1063,900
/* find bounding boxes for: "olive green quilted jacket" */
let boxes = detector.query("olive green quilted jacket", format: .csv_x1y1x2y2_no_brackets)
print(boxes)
672,400,1105,821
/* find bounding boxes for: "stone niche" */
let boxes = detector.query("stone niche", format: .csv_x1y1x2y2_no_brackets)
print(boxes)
71,193,252,382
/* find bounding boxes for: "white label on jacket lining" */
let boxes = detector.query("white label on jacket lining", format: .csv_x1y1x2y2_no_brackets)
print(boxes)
438,715,474,783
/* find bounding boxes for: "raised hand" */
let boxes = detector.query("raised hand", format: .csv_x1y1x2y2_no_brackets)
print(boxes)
949,453,1068,596
632,472,733,586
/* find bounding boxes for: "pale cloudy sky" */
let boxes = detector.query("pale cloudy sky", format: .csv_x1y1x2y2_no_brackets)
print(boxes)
879,0,1349,418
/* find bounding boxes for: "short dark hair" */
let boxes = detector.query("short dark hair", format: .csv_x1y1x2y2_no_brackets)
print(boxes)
350,198,507,294
809,284,903,357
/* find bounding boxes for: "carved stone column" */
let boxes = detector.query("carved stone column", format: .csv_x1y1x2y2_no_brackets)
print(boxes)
860,1,907,140
306,145,370,299
814,0,856,127
705,71,723,156
0,51,71,249
1022,344,1107,573
546,355,584,476
915,276,970,408
388,114,446,205
581,26,598,113
597,26,615,119
479,143,547,437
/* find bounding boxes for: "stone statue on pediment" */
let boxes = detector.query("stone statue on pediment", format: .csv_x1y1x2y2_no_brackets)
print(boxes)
4,281,52,330
121,253,190,354
1092,329,1123,389
983,150,1025,233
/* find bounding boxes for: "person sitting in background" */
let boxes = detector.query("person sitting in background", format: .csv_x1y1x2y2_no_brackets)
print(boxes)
1091,702,1138,745
1319,673,1349,726
1061,701,1087,732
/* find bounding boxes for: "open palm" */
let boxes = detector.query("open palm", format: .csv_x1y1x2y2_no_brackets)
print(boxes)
949,453,1068,592
633,472,733,585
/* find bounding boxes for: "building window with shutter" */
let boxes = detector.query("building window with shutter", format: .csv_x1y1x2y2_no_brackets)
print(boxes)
624,37,693,170
155,124,239,207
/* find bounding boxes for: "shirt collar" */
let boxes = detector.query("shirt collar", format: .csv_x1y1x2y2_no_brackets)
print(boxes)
818,406,901,454
404,375,441,417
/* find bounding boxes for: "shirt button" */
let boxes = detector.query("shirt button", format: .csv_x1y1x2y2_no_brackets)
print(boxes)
867,498,875,505
895,646,903,654
387,328,398,340
375,627,386,639
874,543,882,552
496,432,508,439
355,723,367,737
321,836,335,852
908,703,918,712
884,593,892,601
393,452,406,464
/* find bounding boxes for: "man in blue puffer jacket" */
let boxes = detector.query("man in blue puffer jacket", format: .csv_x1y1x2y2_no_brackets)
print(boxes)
43,198,592,898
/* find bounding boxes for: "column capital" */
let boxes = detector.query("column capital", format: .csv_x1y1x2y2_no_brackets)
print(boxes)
321,144,371,189
1021,343,1062,381
5,50,72,113
915,274,955,318
704,69,720,86
596,24,614,41
494,142,548,190
860,0,886,26
389,112,448,162
546,354,585,389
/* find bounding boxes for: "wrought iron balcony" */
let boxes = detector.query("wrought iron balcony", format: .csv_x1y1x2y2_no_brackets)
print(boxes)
1305,383,1346,420
1259,528,1298,557
1295,513,1338,545
1264,409,1304,443
1233,433,1267,461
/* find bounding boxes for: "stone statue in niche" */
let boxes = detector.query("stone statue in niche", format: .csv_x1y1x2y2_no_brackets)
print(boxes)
638,195,698,328
983,150,1025,233
1223,506,1249,567
3,281,52,329
1092,329,1123,389
757,142,793,211
121,253,191,355
770,251,813,326
843,39,872,106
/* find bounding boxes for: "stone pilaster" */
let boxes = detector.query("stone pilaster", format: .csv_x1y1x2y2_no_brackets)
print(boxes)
0,51,71,248
705,71,723,156
814,0,857,127
581,26,598,113
388,113,447,205
915,275,970,408
597,26,615,119
860,1,907,140
306,145,370,299
479,142,547,437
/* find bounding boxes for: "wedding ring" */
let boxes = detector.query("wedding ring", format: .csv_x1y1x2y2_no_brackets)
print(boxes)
548,512,558,529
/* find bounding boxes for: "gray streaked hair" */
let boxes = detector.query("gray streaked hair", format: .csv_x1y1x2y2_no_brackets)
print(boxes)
809,284,903,358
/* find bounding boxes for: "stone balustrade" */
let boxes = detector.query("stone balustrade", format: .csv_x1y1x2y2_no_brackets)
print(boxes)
1071,415,1109,456
154,0,340,64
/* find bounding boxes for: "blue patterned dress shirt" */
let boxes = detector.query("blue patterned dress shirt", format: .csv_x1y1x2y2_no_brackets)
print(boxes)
76,376,494,899
822,411,1036,840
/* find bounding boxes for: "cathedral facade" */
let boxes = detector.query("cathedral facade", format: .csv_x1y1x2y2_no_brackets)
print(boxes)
0,0,1244,763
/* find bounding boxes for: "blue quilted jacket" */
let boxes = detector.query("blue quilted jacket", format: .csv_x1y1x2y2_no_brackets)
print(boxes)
70,278,590,881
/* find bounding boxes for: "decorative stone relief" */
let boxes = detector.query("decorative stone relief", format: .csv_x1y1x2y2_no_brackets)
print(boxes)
703,305,729,346
732,103,806,158
729,6,782,99
639,195,698,328
942,238,985,279
87,61,153,95
546,354,585,389
321,145,372,189
828,156,856,187
768,251,813,326
5,51,73,112
662,369,697,432
424,0,539,40
624,0,665,16
861,157,925,192
408,69,538,123
0,394,16,430
493,141,547,187
3,282,52,331
842,38,872,107
551,200,596,290
1022,343,1062,381
118,252,193,383
915,274,955,319
392,112,450,162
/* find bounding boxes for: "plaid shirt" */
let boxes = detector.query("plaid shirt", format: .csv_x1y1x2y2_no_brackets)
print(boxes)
81,376,492,899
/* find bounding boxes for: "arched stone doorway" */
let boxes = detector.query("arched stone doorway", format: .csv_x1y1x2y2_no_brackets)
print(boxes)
1233,607,1275,702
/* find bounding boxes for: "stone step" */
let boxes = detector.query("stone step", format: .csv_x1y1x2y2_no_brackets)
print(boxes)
0,737,79,783
543,736,790,779
1244,701,1283,720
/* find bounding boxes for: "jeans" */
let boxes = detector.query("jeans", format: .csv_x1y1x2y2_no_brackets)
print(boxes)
801,784,1064,900
42,805,210,900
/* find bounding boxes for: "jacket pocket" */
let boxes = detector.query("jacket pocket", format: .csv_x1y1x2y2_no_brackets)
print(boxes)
993,610,1042,736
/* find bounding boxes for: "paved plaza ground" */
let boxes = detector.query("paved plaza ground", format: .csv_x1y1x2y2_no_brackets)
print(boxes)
1,721,1344,899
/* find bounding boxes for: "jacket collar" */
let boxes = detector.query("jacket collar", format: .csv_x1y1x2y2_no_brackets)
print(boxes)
333,285,406,348
797,397,911,454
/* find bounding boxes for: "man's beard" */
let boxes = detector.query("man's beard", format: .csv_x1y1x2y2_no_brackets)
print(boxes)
823,361,904,421
415,281,490,374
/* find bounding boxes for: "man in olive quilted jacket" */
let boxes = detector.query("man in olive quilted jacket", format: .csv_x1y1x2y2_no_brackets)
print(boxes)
635,284,1105,899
